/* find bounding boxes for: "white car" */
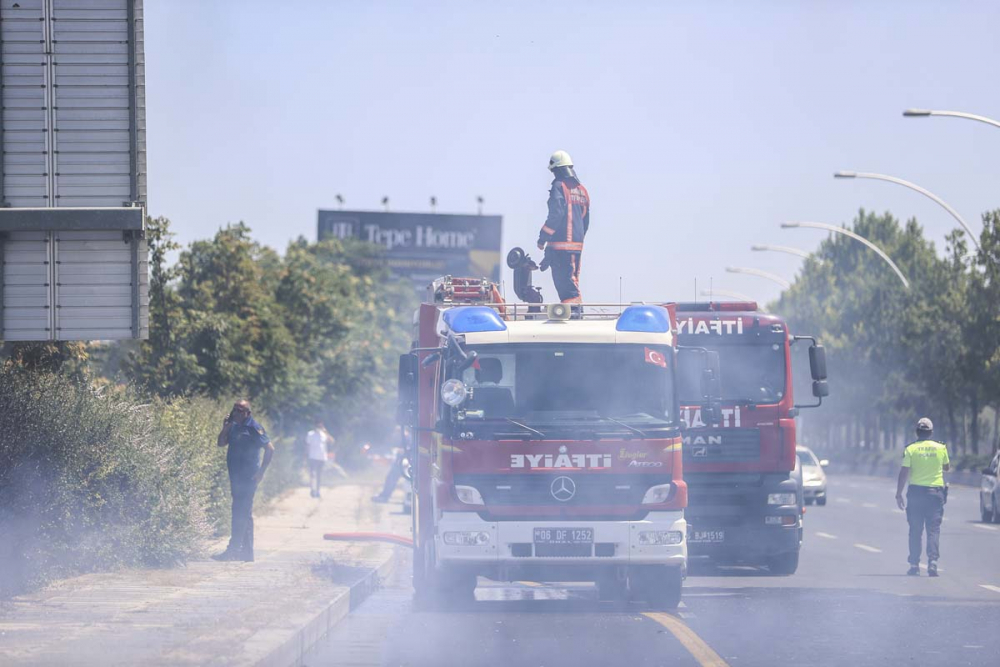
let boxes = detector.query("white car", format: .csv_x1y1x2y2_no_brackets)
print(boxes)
796,446,828,506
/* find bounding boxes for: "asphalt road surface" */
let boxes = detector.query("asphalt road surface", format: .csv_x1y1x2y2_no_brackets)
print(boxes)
303,475,1000,667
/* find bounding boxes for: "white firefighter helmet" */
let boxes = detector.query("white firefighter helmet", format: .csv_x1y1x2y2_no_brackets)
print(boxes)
548,150,574,171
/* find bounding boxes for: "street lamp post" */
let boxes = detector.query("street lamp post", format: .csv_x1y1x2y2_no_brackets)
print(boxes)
751,244,811,259
781,221,910,289
903,108,1000,130
833,171,980,251
724,266,791,290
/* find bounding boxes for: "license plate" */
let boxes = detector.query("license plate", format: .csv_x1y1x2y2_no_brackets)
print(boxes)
533,527,594,545
689,529,725,544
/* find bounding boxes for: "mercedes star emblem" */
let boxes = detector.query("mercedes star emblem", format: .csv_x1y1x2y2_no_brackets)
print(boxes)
550,476,576,502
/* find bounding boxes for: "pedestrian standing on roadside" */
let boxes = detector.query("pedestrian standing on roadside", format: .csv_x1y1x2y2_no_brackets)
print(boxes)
896,417,950,577
306,419,333,498
212,400,274,562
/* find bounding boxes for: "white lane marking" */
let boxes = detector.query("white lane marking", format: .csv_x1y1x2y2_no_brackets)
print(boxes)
861,502,878,509
853,543,882,553
979,584,1000,594
835,498,851,504
973,524,999,532
815,532,838,539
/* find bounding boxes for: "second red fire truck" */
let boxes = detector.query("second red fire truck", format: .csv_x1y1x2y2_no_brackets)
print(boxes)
674,301,828,574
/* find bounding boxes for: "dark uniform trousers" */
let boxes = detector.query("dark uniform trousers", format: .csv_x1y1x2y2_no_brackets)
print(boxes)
228,476,259,557
906,485,945,564
549,251,582,304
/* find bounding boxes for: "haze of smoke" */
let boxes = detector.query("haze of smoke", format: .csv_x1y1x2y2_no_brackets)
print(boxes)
0,368,298,597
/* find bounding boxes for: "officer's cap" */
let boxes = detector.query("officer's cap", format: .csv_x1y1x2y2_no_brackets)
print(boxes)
916,417,933,432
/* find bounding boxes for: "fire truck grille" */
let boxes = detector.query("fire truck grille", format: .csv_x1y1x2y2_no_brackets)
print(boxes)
682,429,761,463
454,474,671,506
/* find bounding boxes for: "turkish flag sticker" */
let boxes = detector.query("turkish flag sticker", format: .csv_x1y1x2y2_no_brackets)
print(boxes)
645,347,667,368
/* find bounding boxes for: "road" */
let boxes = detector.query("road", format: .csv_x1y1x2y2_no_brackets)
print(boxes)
303,475,1000,667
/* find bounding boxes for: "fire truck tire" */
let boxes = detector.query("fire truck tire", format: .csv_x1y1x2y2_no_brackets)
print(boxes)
413,542,476,609
597,575,629,601
767,550,800,575
816,496,827,506
636,567,683,610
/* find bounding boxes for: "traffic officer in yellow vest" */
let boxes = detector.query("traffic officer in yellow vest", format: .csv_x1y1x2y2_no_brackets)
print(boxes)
895,418,950,577
537,150,590,306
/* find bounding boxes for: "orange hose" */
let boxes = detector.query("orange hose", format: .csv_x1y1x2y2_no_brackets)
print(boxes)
323,532,414,548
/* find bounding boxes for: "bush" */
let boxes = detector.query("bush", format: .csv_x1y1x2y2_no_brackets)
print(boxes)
0,368,298,597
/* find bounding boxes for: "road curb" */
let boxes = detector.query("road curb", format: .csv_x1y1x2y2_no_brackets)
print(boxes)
254,547,401,667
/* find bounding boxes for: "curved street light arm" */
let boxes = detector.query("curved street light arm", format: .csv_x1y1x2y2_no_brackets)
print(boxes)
724,266,791,290
751,244,811,259
834,170,980,251
903,109,1000,130
781,221,910,289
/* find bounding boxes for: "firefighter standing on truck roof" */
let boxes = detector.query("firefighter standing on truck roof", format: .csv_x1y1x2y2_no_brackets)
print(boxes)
896,417,950,577
537,150,590,305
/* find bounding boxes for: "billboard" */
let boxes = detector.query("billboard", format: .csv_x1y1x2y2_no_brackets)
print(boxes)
0,0,148,341
317,210,502,290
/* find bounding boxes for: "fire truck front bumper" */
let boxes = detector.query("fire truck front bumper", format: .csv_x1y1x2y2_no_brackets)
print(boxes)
434,511,687,572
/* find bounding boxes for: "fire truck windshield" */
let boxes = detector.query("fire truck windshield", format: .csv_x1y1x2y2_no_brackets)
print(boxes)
679,340,786,405
454,343,674,427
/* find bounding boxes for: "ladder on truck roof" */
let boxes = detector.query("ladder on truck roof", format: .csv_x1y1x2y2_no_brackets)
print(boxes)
428,276,502,306
427,276,672,322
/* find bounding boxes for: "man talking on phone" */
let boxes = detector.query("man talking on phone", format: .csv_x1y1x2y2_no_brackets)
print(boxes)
212,400,274,562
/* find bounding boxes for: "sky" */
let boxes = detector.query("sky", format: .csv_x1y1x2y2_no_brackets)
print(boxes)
144,1,1000,305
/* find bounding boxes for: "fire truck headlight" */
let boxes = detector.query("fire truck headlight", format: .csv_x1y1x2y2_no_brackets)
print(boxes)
767,493,797,506
641,483,675,504
441,379,469,407
638,530,684,545
454,485,485,505
443,531,491,546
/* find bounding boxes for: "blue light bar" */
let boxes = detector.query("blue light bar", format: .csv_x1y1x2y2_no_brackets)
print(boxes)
616,305,672,333
443,306,507,333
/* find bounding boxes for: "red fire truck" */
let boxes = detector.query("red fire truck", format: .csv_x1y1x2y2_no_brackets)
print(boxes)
396,277,722,608
674,301,828,574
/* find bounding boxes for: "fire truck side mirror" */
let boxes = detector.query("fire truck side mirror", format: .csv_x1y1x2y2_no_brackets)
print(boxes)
397,353,419,425
808,345,827,381
812,380,829,398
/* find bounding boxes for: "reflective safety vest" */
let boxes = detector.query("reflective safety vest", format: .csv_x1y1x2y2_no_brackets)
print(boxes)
902,439,949,487
538,179,590,252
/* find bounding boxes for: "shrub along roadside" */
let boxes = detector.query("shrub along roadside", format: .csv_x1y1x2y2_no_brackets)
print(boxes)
0,368,297,597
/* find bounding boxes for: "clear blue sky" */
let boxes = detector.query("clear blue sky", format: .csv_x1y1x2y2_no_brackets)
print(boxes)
145,1,1000,304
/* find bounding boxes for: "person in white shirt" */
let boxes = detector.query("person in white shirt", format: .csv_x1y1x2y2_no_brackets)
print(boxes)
306,420,333,498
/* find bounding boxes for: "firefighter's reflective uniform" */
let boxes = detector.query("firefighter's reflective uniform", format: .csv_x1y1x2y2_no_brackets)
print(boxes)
538,178,590,304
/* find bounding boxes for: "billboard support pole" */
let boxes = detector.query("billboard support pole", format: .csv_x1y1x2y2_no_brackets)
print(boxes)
128,230,140,338
0,232,6,335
